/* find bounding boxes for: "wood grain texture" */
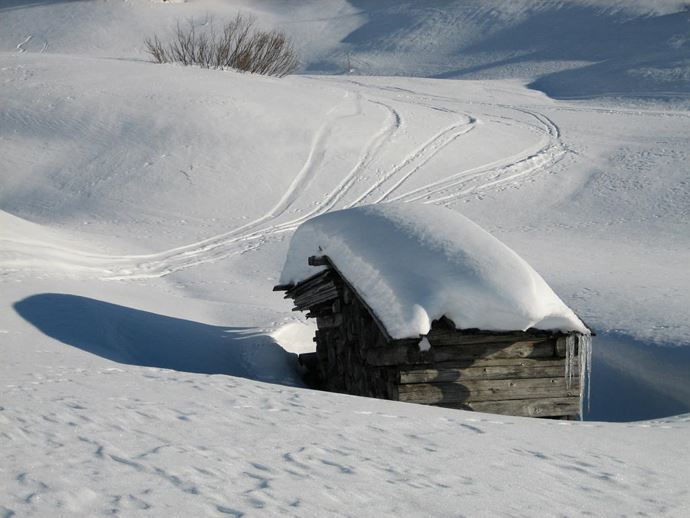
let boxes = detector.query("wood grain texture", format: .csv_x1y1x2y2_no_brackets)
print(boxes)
399,361,574,384
398,377,580,404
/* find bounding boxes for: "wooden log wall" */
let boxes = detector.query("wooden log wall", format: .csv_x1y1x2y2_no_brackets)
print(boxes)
279,259,584,419
283,268,399,400
385,329,582,418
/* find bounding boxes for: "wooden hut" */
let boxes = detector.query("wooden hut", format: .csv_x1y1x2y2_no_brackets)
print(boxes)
275,255,591,419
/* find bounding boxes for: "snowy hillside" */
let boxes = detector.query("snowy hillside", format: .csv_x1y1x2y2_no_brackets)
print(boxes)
2,0,690,516
2,0,688,99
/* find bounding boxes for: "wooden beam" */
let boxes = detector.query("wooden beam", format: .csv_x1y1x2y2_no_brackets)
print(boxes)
430,357,571,369
284,270,334,298
440,397,580,417
433,340,557,362
366,339,556,367
286,273,335,299
397,377,580,404
426,328,557,346
292,285,339,309
399,361,572,384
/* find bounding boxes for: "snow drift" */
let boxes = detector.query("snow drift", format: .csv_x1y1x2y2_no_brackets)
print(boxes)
280,204,589,338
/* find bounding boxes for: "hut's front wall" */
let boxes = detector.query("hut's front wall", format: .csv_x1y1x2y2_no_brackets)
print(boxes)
314,279,401,400
384,328,582,418
281,263,583,419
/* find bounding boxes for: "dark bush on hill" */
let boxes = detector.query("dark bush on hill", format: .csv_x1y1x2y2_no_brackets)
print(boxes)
145,14,299,77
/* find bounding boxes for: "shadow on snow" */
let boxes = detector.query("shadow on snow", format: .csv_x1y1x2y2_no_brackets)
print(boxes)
0,0,82,13
588,331,690,422
13,295,690,421
320,1,690,100
13,293,303,386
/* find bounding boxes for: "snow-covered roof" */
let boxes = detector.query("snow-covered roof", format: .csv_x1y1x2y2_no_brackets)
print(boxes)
279,204,589,339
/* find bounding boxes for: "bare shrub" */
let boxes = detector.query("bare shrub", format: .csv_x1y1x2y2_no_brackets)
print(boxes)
144,14,299,77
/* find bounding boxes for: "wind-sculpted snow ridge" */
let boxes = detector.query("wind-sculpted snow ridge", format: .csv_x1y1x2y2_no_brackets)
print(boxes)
280,204,590,338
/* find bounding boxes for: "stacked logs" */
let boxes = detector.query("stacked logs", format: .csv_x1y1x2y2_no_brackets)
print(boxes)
276,256,584,419
276,257,399,399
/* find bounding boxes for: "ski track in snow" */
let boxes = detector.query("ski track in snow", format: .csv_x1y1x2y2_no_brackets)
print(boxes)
15,34,32,53
1,79,568,280
390,108,565,204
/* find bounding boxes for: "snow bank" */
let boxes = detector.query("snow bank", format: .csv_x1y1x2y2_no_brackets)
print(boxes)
280,204,589,339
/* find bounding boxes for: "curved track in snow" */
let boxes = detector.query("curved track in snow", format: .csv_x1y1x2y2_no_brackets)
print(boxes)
389,107,565,204
1,78,568,280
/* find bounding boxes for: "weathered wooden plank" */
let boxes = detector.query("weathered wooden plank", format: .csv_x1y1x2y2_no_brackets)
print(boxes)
440,397,580,417
285,271,336,299
291,277,337,295
292,283,340,306
432,340,556,361
291,290,338,308
366,339,556,367
426,329,557,347
292,282,337,298
284,270,330,293
399,362,573,384
430,357,569,369
293,290,339,310
397,377,580,404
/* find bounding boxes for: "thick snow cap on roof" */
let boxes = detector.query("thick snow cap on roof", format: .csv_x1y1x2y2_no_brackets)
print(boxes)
280,204,589,339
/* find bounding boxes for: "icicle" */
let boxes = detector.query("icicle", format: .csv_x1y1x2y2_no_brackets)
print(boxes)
564,334,576,389
564,333,593,420
578,333,593,419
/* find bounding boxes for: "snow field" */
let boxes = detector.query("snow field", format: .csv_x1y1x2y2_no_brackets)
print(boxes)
2,332,688,516
1,0,690,515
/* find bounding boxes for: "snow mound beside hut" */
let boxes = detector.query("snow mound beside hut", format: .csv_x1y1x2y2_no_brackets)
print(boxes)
280,204,589,339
